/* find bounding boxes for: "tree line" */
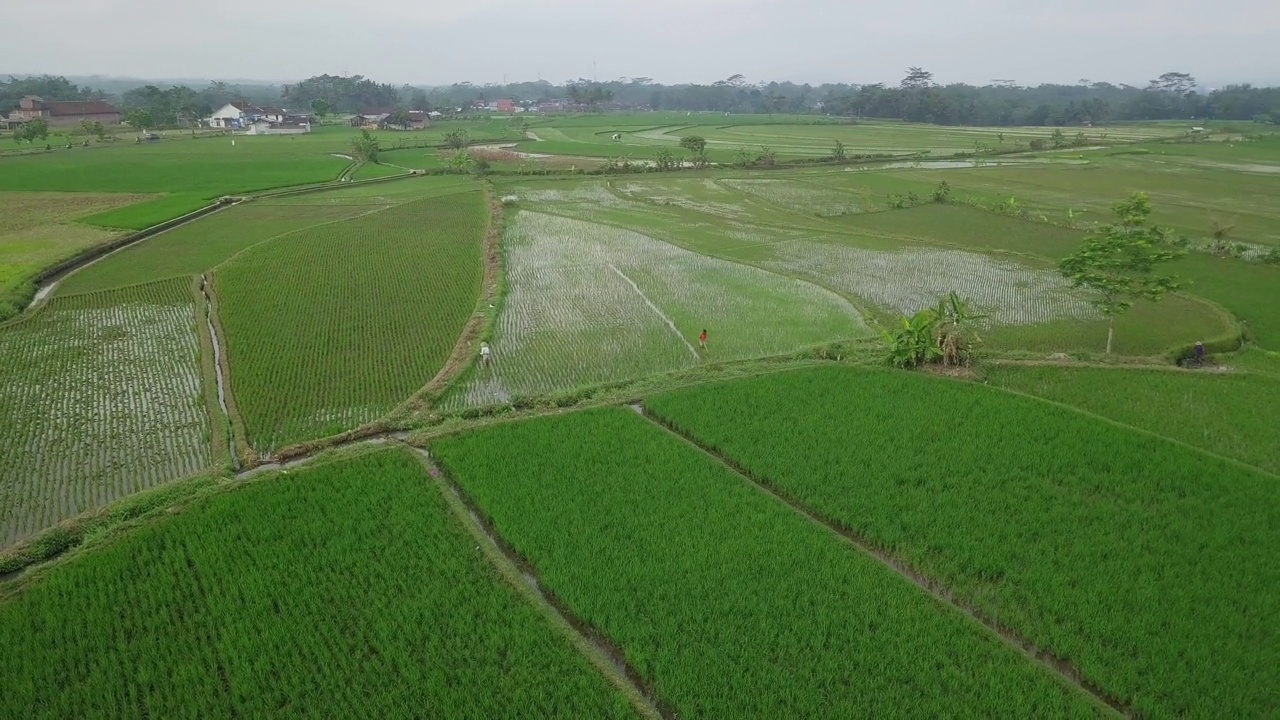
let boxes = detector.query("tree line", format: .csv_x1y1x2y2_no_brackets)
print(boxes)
5,70,1279,128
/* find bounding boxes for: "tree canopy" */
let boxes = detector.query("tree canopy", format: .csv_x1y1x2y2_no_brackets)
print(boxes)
1058,193,1185,353
282,74,399,114
0,75,104,113
7,71,1280,128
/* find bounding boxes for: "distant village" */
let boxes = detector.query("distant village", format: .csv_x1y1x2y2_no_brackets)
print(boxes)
2,94,571,137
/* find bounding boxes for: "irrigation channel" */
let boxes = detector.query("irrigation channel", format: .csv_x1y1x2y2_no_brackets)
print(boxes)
633,403,1132,717
23,199,241,312
225,436,675,719
199,274,238,469
408,445,669,720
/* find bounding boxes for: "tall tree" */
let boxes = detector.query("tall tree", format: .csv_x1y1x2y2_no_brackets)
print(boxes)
900,67,934,90
1148,72,1197,96
123,109,153,131
1057,193,1185,354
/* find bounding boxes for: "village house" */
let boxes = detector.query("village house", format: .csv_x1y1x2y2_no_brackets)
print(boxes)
207,101,265,128
350,107,430,130
7,95,121,127
241,118,311,135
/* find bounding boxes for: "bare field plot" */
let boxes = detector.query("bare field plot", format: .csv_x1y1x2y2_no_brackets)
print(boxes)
0,278,210,548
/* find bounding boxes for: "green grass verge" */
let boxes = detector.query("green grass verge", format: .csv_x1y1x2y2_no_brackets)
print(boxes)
645,366,1280,718
81,192,217,230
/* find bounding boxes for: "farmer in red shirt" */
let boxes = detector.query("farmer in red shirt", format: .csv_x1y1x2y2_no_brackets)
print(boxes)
698,329,707,350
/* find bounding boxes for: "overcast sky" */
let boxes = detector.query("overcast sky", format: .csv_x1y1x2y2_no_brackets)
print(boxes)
6,0,1279,87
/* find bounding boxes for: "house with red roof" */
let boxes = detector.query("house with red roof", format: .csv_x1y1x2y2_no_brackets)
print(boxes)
8,96,121,127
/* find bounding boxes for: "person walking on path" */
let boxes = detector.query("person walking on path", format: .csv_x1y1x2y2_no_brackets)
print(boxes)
1194,341,1205,366
480,341,492,368
698,329,707,350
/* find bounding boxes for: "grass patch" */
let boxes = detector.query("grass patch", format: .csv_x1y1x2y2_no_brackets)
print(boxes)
1175,253,1280,349
983,292,1238,356
839,203,1086,257
0,191,151,319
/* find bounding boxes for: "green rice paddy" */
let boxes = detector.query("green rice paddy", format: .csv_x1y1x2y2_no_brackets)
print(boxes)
1,114,1276,718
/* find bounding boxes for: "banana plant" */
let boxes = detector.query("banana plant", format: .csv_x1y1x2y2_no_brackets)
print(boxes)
883,309,943,368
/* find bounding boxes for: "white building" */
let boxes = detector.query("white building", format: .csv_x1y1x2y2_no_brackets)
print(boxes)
240,119,311,135
207,102,290,128
208,102,260,128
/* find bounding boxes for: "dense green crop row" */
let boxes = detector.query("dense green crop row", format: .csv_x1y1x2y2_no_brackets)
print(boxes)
0,278,210,547
646,366,1280,718
216,191,487,450
58,202,376,296
985,364,1280,475
432,408,1108,718
0,449,636,718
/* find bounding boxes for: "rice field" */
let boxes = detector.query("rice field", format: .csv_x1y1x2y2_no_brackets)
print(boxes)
56,201,382,296
431,408,1109,717
0,278,210,548
524,116,1182,160
0,191,149,320
719,178,865,216
498,174,1239,356
1,114,1277,718
443,211,867,407
985,364,1280,474
764,238,1098,324
0,449,639,718
216,191,487,450
646,366,1280,718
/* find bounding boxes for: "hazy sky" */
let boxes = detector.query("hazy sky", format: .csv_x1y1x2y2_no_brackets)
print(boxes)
7,0,1279,87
